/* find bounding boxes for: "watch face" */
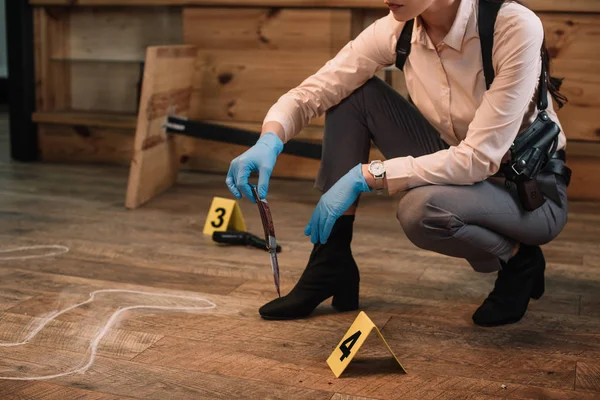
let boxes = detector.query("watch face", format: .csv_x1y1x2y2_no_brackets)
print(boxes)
370,161,385,176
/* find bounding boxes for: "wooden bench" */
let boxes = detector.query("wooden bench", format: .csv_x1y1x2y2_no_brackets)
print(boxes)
28,0,600,205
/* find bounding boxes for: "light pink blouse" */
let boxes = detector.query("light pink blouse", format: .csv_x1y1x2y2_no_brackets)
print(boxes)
263,0,566,194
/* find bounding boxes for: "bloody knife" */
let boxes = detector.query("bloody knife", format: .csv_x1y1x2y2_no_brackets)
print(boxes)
251,185,281,298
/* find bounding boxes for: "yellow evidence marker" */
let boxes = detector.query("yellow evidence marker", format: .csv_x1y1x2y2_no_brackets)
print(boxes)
326,311,407,378
203,197,247,235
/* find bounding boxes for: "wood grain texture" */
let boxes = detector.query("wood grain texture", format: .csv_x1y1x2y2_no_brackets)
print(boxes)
66,7,182,62
577,362,600,393
38,124,135,165
33,111,137,130
184,8,352,124
65,7,182,113
36,122,385,181
125,45,197,209
70,62,142,114
564,156,600,201
30,120,600,202
27,0,600,12
541,14,600,143
2,111,600,398
34,7,71,113
0,381,126,399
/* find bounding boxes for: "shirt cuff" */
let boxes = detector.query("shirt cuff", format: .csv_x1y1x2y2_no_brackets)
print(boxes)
383,157,416,195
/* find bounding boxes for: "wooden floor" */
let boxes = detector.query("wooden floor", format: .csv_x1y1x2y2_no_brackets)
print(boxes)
0,117,599,399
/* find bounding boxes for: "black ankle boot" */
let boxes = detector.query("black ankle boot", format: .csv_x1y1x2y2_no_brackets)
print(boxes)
259,215,359,320
472,244,545,327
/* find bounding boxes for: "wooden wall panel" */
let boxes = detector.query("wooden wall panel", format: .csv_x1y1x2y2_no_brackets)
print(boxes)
541,14,600,142
28,0,600,13
38,123,385,181
39,120,599,201
66,7,182,62
65,7,182,113
38,124,134,165
70,62,141,113
34,8,71,112
184,8,352,125
566,156,600,201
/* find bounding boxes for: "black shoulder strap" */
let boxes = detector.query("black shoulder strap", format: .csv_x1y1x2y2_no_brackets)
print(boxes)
395,4,500,88
395,19,414,71
394,0,548,110
478,0,502,90
479,0,548,110
537,54,549,110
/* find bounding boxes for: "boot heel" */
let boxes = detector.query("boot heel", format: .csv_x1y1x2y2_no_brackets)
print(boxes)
530,268,545,300
332,285,359,312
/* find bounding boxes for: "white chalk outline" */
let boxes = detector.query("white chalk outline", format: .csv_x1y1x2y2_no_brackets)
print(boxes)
0,289,217,380
0,245,70,261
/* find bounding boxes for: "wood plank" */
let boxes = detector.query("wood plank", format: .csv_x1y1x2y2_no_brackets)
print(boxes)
184,8,352,124
125,45,197,209
380,312,600,364
541,14,600,143
565,141,600,159
0,381,126,400
2,124,600,399
32,112,325,142
130,332,594,400
33,7,71,112
0,310,164,360
30,354,333,400
131,333,405,396
27,0,600,13
580,295,600,318
66,7,182,63
1,258,244,295
70,62,142,113
565,156,600,201
63,7,182,113
0,269,260,320
38,124,134,165
30,0,389,8
0,288,37,311
577,362,600,393
36,122,385,180
33,111,138,130
330,394,379,400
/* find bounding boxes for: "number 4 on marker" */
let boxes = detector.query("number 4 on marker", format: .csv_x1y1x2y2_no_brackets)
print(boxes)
326,311,406,378
339,330,361,361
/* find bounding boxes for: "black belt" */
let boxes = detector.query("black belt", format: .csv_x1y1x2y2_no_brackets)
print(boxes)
495,150,570,186
545,150,571,187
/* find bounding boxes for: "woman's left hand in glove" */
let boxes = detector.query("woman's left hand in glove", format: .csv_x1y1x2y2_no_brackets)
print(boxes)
304,163,372,244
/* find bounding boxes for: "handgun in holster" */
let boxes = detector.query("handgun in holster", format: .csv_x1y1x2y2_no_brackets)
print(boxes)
501,110,562,212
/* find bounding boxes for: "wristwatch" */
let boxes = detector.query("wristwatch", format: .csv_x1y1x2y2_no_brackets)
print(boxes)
368,160,386,195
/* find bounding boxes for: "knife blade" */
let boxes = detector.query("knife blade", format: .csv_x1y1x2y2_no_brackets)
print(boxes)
251,185,281,298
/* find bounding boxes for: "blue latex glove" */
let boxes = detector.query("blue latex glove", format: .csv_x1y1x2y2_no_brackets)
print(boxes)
304,163,372,244
226,132,284,203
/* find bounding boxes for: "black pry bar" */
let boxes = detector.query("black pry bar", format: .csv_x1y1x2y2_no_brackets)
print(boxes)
165,116,322,160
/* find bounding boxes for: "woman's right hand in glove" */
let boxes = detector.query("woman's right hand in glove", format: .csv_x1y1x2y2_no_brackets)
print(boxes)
226,132,284,203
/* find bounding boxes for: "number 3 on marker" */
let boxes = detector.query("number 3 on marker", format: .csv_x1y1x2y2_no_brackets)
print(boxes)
339,330,362,361
211,207,227,228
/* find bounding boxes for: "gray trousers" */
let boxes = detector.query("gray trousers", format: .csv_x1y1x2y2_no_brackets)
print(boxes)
315,77,568,272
